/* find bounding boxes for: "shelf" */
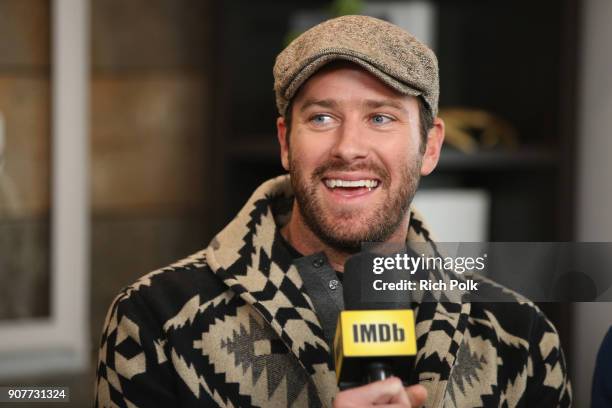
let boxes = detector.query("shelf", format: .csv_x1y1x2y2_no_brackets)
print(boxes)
226,137,558,171
436,148,558,171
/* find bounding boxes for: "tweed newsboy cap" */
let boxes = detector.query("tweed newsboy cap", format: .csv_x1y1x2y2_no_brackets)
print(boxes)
273,15,439,117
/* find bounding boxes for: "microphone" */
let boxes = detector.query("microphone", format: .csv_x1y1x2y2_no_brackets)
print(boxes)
333,251,417,389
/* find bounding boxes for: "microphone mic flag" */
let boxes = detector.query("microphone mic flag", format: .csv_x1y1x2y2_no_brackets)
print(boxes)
334,251,417,389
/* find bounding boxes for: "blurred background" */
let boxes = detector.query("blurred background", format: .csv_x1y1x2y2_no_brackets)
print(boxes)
0,0,610,406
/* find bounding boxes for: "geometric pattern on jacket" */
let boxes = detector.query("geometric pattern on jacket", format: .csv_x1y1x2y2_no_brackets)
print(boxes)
95,175,572,407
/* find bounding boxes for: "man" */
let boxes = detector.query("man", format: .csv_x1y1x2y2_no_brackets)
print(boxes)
95,15,571,407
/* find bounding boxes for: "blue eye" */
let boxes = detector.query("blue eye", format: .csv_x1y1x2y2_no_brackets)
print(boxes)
371,114,392,125
310,114,333,125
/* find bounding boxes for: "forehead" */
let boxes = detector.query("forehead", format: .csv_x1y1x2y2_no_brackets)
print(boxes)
292,62,414,108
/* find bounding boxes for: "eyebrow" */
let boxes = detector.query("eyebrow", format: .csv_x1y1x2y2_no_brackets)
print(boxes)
363,98,407,112
298,98,339,113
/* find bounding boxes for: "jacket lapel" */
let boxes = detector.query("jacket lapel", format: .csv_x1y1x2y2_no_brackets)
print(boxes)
205,176,337,405
205,175,470,408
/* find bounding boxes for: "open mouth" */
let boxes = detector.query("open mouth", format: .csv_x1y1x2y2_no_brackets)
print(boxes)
322,178,380,197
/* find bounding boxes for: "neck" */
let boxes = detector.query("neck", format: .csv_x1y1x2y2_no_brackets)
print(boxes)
280,202,410,272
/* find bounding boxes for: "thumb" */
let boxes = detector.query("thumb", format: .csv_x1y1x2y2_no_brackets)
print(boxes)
405,384,428,407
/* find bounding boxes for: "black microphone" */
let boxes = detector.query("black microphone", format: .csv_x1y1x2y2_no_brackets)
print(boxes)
333,251,417,389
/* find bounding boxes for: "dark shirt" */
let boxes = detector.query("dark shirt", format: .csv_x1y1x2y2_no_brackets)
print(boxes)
278,234,344,349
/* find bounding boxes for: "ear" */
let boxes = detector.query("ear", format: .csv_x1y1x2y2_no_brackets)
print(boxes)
420,117,445,176
277,116,290,171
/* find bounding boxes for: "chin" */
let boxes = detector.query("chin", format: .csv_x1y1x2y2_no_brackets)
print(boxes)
321,222,376,245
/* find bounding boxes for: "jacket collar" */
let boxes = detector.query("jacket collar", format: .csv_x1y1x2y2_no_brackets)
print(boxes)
204,175,469,407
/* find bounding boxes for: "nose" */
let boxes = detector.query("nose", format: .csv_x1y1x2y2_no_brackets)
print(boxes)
330,118,369,162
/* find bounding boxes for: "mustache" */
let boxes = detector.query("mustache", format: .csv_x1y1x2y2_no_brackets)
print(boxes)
311,159,391,187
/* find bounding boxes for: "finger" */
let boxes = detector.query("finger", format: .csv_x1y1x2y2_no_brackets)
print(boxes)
378,383,427,407
374,380,410,405
405,384,428,407
358,377,405,404
376,379,410,405
381,405,413,408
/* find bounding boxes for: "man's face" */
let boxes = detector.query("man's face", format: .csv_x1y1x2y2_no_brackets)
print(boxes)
278,64,427,251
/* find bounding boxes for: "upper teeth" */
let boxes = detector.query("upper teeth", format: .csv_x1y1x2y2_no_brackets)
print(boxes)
325,179,379,188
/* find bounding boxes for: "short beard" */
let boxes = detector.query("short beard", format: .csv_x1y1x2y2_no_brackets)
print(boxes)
289,154,422,253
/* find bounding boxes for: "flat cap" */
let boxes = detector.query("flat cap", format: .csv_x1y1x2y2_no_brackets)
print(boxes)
273,15,439,117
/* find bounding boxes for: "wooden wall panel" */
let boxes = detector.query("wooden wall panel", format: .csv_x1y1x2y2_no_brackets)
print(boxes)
0,218,49,319
0,1,51,322
91,76,209,213
92,0,210,70
0,77,50,217
0,0,50,68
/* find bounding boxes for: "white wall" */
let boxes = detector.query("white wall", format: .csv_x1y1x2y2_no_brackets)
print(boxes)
572,0,612,405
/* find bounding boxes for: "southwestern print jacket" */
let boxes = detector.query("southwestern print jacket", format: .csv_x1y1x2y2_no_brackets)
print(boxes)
95,175,572,407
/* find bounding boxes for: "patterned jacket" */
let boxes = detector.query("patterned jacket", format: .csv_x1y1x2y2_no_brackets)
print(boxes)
95,175,572,407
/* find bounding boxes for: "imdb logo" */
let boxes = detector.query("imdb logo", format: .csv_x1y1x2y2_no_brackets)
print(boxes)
351,323,405,343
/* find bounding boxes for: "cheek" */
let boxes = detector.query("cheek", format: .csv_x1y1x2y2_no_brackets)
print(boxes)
377,142,420,183
378,138,414,166
291,133,333,167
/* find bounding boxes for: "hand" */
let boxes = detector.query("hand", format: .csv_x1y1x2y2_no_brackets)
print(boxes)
333,377,428,407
